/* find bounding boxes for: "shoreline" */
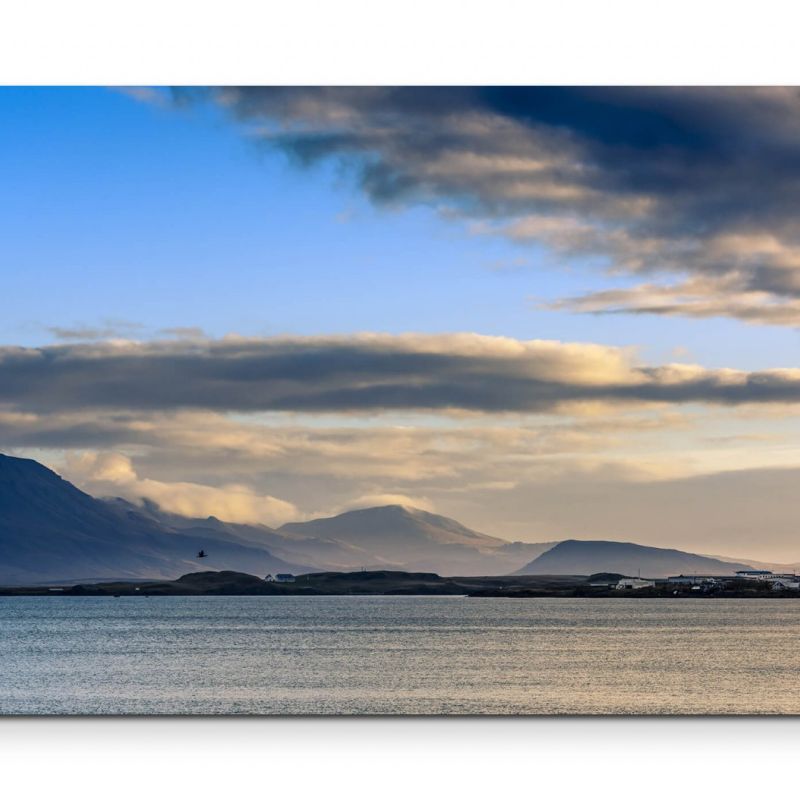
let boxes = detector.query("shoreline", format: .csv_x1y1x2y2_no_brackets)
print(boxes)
2,569,799,599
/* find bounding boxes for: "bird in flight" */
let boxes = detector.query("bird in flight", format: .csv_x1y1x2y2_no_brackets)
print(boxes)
197,549,208,558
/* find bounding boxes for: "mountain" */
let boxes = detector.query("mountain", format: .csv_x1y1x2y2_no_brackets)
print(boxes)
103,497,531,575
0,454,309,584
0,453,766,584
515,539,754,579
0,454,552,582
277,505,555,575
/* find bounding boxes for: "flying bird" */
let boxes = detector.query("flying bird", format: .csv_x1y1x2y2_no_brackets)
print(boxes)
197,549,208,558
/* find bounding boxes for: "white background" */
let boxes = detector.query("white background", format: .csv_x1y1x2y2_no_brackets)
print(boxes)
1,0,799,85
3,717,800,796
3,0,800,792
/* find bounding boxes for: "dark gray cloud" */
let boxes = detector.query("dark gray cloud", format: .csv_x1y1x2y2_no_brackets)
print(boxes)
196,87,800,224
2,335,800,415
176,87,800,323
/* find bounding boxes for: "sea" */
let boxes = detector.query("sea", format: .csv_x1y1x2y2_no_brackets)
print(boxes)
2,595,800,715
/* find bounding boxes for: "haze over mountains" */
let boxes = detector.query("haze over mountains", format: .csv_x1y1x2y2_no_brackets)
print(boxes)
0,453,777,584
0,454,550,583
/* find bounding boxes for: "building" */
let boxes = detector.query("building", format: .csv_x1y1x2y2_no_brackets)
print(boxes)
667,575,703,585
615,578,656,590
667,575,725,586
735,570,774,581
770,579,800,590
275,573,295,583
734,570,800,587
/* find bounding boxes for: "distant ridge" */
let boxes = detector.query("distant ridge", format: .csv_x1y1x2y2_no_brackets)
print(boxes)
112,496,555,575
277,505,556,575
0,454,550,582
0,453,773,584
515,539,754,579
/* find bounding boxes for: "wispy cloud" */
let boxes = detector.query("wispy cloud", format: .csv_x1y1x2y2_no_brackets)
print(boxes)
547,275,800,327
47,319,145,341
112,86,172,107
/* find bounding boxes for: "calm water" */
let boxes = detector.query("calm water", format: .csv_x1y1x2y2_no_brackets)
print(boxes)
2,596,800,715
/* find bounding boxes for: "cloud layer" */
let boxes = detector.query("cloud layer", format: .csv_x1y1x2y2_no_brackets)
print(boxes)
183,87,800,325
5,331,800,556
3,334,800,415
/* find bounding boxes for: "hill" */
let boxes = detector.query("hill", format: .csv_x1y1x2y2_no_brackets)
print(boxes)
515,539,754,579
277,505,554,575
0,454,308,584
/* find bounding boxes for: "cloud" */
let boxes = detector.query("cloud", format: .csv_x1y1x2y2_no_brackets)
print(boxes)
158,326,207,339
113,87,172,107
546,273,800,326
0,404,698,493
549,280,800,326
336,493,435,513
47,320,145,341
9,396,800,555
64,451,298,526
173,87,800,325
4,334,800,416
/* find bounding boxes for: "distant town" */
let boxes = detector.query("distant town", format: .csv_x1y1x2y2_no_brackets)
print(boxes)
608,570,800,593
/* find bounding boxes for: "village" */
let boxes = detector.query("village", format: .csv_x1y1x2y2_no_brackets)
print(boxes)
615,570,800,593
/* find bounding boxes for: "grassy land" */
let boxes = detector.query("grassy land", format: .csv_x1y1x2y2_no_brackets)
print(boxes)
1,570,798,597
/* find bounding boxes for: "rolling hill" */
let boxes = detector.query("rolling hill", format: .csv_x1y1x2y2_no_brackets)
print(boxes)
515,539,754,579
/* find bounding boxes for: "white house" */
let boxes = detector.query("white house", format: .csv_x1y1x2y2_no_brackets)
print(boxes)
771,579,800,591
735,570,774,581
275,573,295,583
615,578,655,590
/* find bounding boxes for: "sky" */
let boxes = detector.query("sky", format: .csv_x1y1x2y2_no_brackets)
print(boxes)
3,86,800,560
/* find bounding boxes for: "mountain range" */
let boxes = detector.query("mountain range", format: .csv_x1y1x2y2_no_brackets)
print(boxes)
0,454,550,583
0,453,780,584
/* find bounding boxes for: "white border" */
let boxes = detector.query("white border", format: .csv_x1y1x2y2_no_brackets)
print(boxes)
2,717,800,797
3,0,800,787
1,0,800,84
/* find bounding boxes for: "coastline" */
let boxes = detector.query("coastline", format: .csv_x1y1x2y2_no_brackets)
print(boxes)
2,569,799,599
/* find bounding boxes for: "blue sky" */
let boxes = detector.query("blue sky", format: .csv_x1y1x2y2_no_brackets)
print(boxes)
2,87,796,369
